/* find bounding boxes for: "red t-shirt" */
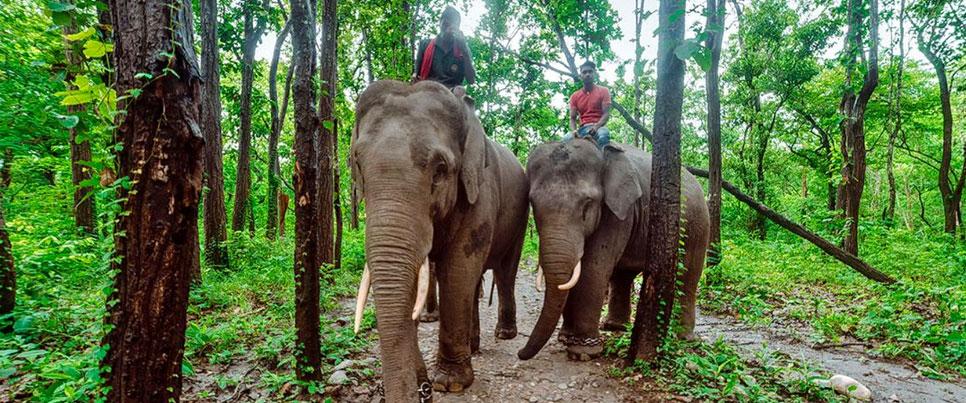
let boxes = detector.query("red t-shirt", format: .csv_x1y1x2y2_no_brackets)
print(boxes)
569,85,611,126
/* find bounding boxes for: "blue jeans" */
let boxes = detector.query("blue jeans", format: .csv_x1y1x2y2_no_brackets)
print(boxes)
564,123,610,149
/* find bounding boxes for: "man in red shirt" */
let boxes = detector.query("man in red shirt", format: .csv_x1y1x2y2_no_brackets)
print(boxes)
567,61,611,148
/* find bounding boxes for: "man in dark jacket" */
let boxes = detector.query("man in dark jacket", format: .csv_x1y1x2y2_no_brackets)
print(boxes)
413,6,476,89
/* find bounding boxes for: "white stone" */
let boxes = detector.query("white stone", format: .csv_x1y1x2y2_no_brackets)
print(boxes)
327,370,349,385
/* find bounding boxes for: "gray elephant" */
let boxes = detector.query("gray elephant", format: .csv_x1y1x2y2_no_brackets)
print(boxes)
517,138,709,361
350,80,529,401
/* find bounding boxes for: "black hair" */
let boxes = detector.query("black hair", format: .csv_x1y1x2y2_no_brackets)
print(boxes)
580,60,596,71
442,6,461,24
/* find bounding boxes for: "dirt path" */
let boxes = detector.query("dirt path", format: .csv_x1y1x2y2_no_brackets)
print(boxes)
694,311,966,403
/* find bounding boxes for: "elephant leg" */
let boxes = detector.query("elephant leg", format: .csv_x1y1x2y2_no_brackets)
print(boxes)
601,270,637,331
419,263,439,322
471,276,482,353
493,250,520,340
558,293,576,343
432,260,482,392
563,263,610,361
676,241,706,341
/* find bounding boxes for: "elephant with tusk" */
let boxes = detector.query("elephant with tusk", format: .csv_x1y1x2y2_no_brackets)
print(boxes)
350,80,529,401
519,138,710,361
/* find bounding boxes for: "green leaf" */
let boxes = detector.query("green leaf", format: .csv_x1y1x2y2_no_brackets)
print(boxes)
134,72,153,80
55,89,95,105
669,9,685,24
322,120,334,130
47,1,76,12
55,113,80,128
674,40,698,62
52,11,72,25
693,46,712,72
83,40,113,58
65,27,95,41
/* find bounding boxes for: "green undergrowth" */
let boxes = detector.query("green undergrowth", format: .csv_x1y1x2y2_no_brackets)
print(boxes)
0,182,373,401
605,326,844,402
700,222,966,379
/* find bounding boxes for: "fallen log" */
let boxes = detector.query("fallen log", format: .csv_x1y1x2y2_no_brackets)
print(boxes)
611,101,897,285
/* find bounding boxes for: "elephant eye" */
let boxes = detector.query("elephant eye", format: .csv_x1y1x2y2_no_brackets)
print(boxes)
431,161,448,193
582,199,594,222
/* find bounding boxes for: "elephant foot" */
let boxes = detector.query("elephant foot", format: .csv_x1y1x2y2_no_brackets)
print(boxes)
566,344,603,362
495,324,517,340
432,358,474,393
557,328,573,343
677,328,701,342
600,318,627,332
419,310,439,323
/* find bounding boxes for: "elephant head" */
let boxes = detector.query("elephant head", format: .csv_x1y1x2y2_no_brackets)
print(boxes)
350,80,486,401
518,138,643,360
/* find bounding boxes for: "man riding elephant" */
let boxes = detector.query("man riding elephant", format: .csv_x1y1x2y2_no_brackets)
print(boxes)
412,6,476,89
566,61,612,149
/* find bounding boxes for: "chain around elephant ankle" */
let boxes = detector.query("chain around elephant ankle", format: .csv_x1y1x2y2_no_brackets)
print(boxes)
566,335,603,346
372,382,433,402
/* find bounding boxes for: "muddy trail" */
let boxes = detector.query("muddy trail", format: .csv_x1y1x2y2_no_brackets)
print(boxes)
185,268,966,402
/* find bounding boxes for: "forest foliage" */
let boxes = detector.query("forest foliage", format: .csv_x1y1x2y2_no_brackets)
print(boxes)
0,0,964,400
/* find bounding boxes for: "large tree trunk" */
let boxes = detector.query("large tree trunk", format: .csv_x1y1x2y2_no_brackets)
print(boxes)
628,0,686,364
63,19,95,235
921,43,957,234
705,0,725,263
290,0,321,381
100,0,204,399
317,0,337,276
200,0,229,270
266,20,291,241
839,0,879,255
0,199,13,333
231,1,267,233
333,120,343,274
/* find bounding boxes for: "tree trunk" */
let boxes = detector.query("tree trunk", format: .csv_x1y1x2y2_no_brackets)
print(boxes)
63,20,95,235
279,190,289,237
633,0,645,148
267,20,291,241
317,0,337,277
100,0,204,399
686,167,896,284
705,0,725,264
290,0,321,381
628,0,686,364
0,149,11,189
0,200,13,333
920,43,957,234
231,1,267,233
886,0,904,223
200,0,229,270
333,120,343,274
839,0,879,255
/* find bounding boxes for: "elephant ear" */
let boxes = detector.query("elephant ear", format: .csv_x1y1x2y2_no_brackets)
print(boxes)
459,95,486,205
602,145,642,220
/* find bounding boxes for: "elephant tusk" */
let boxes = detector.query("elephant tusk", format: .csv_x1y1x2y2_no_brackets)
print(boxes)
535,265,544,292
411,258,431,320
557,261,581,290
354,264,372,334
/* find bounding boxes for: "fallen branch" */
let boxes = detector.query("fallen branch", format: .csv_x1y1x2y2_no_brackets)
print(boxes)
811,341,874,350
685,166,896,284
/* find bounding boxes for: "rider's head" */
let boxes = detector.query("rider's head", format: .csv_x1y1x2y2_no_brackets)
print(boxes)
579,60,596,86
440,6,461,41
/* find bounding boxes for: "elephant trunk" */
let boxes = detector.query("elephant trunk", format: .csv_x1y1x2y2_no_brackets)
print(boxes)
365,190,433,401
518,234,582,360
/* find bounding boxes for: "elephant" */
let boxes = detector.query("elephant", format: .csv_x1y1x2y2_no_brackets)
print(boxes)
517,138,710,361
350,80,529,402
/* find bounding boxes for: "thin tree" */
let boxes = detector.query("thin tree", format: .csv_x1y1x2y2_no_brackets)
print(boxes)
885,0,906,222
231,0,269,233
633,0,646,148
100,0,204,398
317,0,337,275
200,0,229,269
267,15,291,240
705,0,725,263
290,0,321,381
908,0,965,234
628,0,687,363
0,193,13,333
838,0,880,255
62,14,95,235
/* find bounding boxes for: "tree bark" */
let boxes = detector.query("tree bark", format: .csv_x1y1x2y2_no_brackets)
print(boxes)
628,0,686,364
885,0,904,223
290,0,321,381
100,0,204,399
267,19,291,241
920,39,958,234
333,120,343,274
200,0,229,270
231,0,268,233
317,0,337,276
686,167,896,284
633,0,645,148
0,199,13,333
63,19,95,235
0,149,11,189
279,190,289,237
839,0,879,255
705,0,725,263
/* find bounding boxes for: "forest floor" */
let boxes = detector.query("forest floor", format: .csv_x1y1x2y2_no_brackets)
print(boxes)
181,262,966,402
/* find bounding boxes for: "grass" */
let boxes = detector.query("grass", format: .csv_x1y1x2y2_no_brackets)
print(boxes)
700,218,966,379
0,180,373,401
